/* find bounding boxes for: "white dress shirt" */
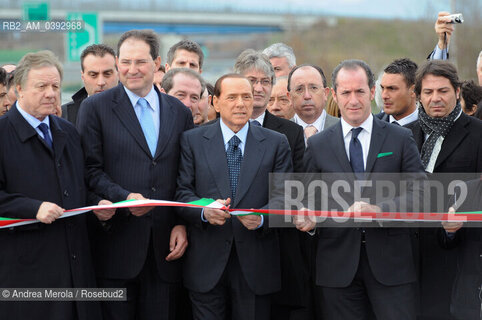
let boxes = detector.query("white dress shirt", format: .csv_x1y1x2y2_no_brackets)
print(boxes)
341,114,373,170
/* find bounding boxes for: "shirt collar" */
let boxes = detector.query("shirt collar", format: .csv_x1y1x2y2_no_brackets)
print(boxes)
294,109,326,131
389,108,418,126
251,112,266,126
341,113,373,138
16,103,50,129
123,85,158,111
219,118,249,147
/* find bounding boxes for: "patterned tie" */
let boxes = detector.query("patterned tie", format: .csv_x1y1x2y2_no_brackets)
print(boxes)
304,125,318,139
38,123,53,150
137,98,157,157
349,127,364,174
226,135,242,201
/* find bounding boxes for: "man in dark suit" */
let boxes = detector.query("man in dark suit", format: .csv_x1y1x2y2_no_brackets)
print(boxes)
288,64,339,145
406,60,482,320
62,44,118,124
233,49,309,320
0,51,101,320
176,74,292,319
298,59,425,320
377,58,419,126
76,30,193,320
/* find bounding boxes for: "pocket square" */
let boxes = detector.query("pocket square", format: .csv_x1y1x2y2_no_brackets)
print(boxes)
377,152,393,158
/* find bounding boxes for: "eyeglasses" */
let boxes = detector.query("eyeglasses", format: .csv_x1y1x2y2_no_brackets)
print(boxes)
291,85,323,96
247,77,271,87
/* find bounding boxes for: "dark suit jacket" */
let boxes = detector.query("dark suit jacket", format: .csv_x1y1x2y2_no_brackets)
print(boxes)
76,83,194,281
263,110,305,173
439,179,482,320
0,105,100,320
405,113,482,174
304,116,425,287
406,113,482,319
61,87,88,124
175,120,293,295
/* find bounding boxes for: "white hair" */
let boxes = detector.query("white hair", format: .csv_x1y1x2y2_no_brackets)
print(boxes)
262,43,296,67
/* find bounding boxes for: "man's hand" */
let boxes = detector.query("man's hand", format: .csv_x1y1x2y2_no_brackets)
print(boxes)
442,207,464,233
292,208,316,232
237,214,262,230
36,202,64,224
166,225,188,261
347,201,381,214
203,198,231,226
127,193,154,216
435,11,455,50
93,199,116,221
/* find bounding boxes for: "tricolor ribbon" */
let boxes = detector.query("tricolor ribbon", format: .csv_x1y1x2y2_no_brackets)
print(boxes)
1,198,481,229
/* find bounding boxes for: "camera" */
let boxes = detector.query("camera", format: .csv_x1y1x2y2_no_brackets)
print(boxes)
446,13,464,24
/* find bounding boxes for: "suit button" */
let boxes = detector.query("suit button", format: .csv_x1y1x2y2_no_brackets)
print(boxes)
152,161,157,166
71,254,77,260
151,187,156,192
479,254,482,258
57,161,61,168
63,190,69,197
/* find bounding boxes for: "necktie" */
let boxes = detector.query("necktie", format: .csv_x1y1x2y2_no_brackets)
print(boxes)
349,127,364,174
137,98,157,157
226,136,242,201
304,125,318,144
251,120,261,126
38,123,53,149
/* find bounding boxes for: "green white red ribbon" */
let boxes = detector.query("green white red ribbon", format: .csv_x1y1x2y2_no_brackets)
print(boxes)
1,198,481,229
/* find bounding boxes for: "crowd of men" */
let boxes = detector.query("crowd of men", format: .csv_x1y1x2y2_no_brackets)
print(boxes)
0,11,481,320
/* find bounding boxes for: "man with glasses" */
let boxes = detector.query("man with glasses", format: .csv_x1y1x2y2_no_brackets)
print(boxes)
233,49,309,320
161,68,206,126
288,64,339,146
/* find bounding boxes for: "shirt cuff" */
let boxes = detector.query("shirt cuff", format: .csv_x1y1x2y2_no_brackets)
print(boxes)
430,44,449,60
254,215,264,230
201,208,208,222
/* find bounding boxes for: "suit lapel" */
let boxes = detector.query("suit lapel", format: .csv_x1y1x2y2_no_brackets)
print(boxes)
234,125,266,207
365,117,387,173
111,84,153,158
434,114,470,170
263,110,282,130
154,89,176,159
49,116,67,161
330,123,352,172
204,122,231,200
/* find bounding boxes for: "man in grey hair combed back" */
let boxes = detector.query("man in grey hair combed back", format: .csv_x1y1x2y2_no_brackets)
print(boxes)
262,42,296,78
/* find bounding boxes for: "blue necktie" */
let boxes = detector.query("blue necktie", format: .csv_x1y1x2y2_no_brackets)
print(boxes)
137,98,157,157
226,135,242,201
349,127,364,175
38,123,53,150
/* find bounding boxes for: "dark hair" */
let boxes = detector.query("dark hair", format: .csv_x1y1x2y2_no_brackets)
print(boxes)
474,100,482,120
214,73,250,98
415,60,460,97
117,29,159,61
6,70,15,90
0,68,6,86
287,63,327,91
460,80,482,113
80,44,115,72
161,68,205,96
384,58,418,87
332,59,375,93
158,64,165,73
167,40,204,69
